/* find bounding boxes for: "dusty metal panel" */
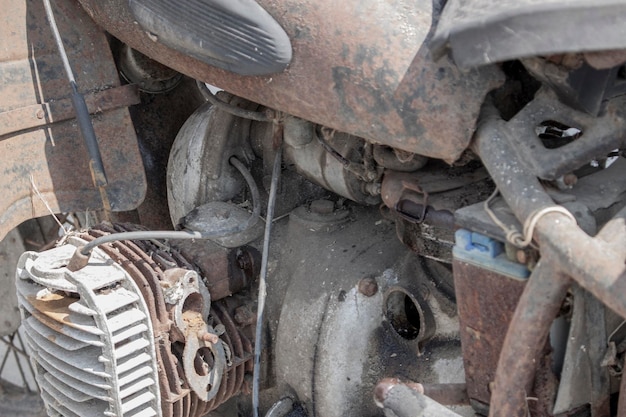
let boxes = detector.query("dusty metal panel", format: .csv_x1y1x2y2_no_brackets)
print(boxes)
0,0,146,241
77,0,504,163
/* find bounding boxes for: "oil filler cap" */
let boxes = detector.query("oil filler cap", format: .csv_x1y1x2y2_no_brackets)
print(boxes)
129,0,293,76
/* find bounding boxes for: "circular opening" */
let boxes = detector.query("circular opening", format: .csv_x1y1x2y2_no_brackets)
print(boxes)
385,289,423,341
182,292,203,314
194,347,215,378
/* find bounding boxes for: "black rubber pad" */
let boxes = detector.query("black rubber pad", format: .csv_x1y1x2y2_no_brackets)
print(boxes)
129,0,292,76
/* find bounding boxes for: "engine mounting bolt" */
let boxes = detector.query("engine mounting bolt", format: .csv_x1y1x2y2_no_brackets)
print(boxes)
310,199,335,215
563,173,578,187
358,276,378,297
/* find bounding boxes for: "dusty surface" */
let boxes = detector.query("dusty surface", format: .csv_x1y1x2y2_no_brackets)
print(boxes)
0,228,24,336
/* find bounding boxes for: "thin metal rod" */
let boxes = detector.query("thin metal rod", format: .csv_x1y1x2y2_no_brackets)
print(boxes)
43,0,109,198
0,336,28,357
253,147,283,417
42,0,75,84
0,334,15,376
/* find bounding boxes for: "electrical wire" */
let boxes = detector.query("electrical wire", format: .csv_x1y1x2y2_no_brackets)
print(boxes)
316,126,374,181
199,81,274,122
484,188,576,249
80,156,261,255
252,147,283,417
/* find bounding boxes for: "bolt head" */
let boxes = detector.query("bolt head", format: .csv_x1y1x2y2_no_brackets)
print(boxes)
358,277,378,297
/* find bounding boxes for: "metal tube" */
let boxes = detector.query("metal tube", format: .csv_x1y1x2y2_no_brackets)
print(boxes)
475,116,626,317
473,115,554,222
488,259,570,417
537,217,626,318
423,384,470,406
475,115,626,416
374,379,463,417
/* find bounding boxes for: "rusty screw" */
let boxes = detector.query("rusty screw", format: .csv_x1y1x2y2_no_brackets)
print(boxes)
358,276,378,297
563,173,578,187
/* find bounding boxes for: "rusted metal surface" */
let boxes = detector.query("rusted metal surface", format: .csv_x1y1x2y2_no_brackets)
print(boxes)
0,84,139,137
80,223,254,417
173,240,261,302
453,259,527,407
77,0,504,163
0,0,145,241
474,105,626,416
478,87,626,181
584,49,626,70
374,378,463,417
487,260,569,417
381,167,490,215
474,108,626,318
423,384,470,406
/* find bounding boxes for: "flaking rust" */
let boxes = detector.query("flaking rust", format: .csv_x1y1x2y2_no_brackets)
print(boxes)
0,0,146,241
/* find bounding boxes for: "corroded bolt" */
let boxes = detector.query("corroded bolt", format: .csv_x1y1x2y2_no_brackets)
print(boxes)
563,173,578,187
36,109,45,119
358,277,378,297
234,306,256,326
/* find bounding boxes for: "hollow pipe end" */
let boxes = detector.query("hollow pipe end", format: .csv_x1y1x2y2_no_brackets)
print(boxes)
67,247,91,271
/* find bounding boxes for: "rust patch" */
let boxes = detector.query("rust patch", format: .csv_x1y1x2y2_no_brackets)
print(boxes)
0,84,140,137
23,292,93,335
77,0,504,162
453,259,526,406
78,224,254,417
0,0,146,241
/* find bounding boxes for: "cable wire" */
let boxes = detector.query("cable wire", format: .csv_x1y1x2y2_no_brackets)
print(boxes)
484,188,576,248
80,156,261,255
199,82,274,122
252,147,283,417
